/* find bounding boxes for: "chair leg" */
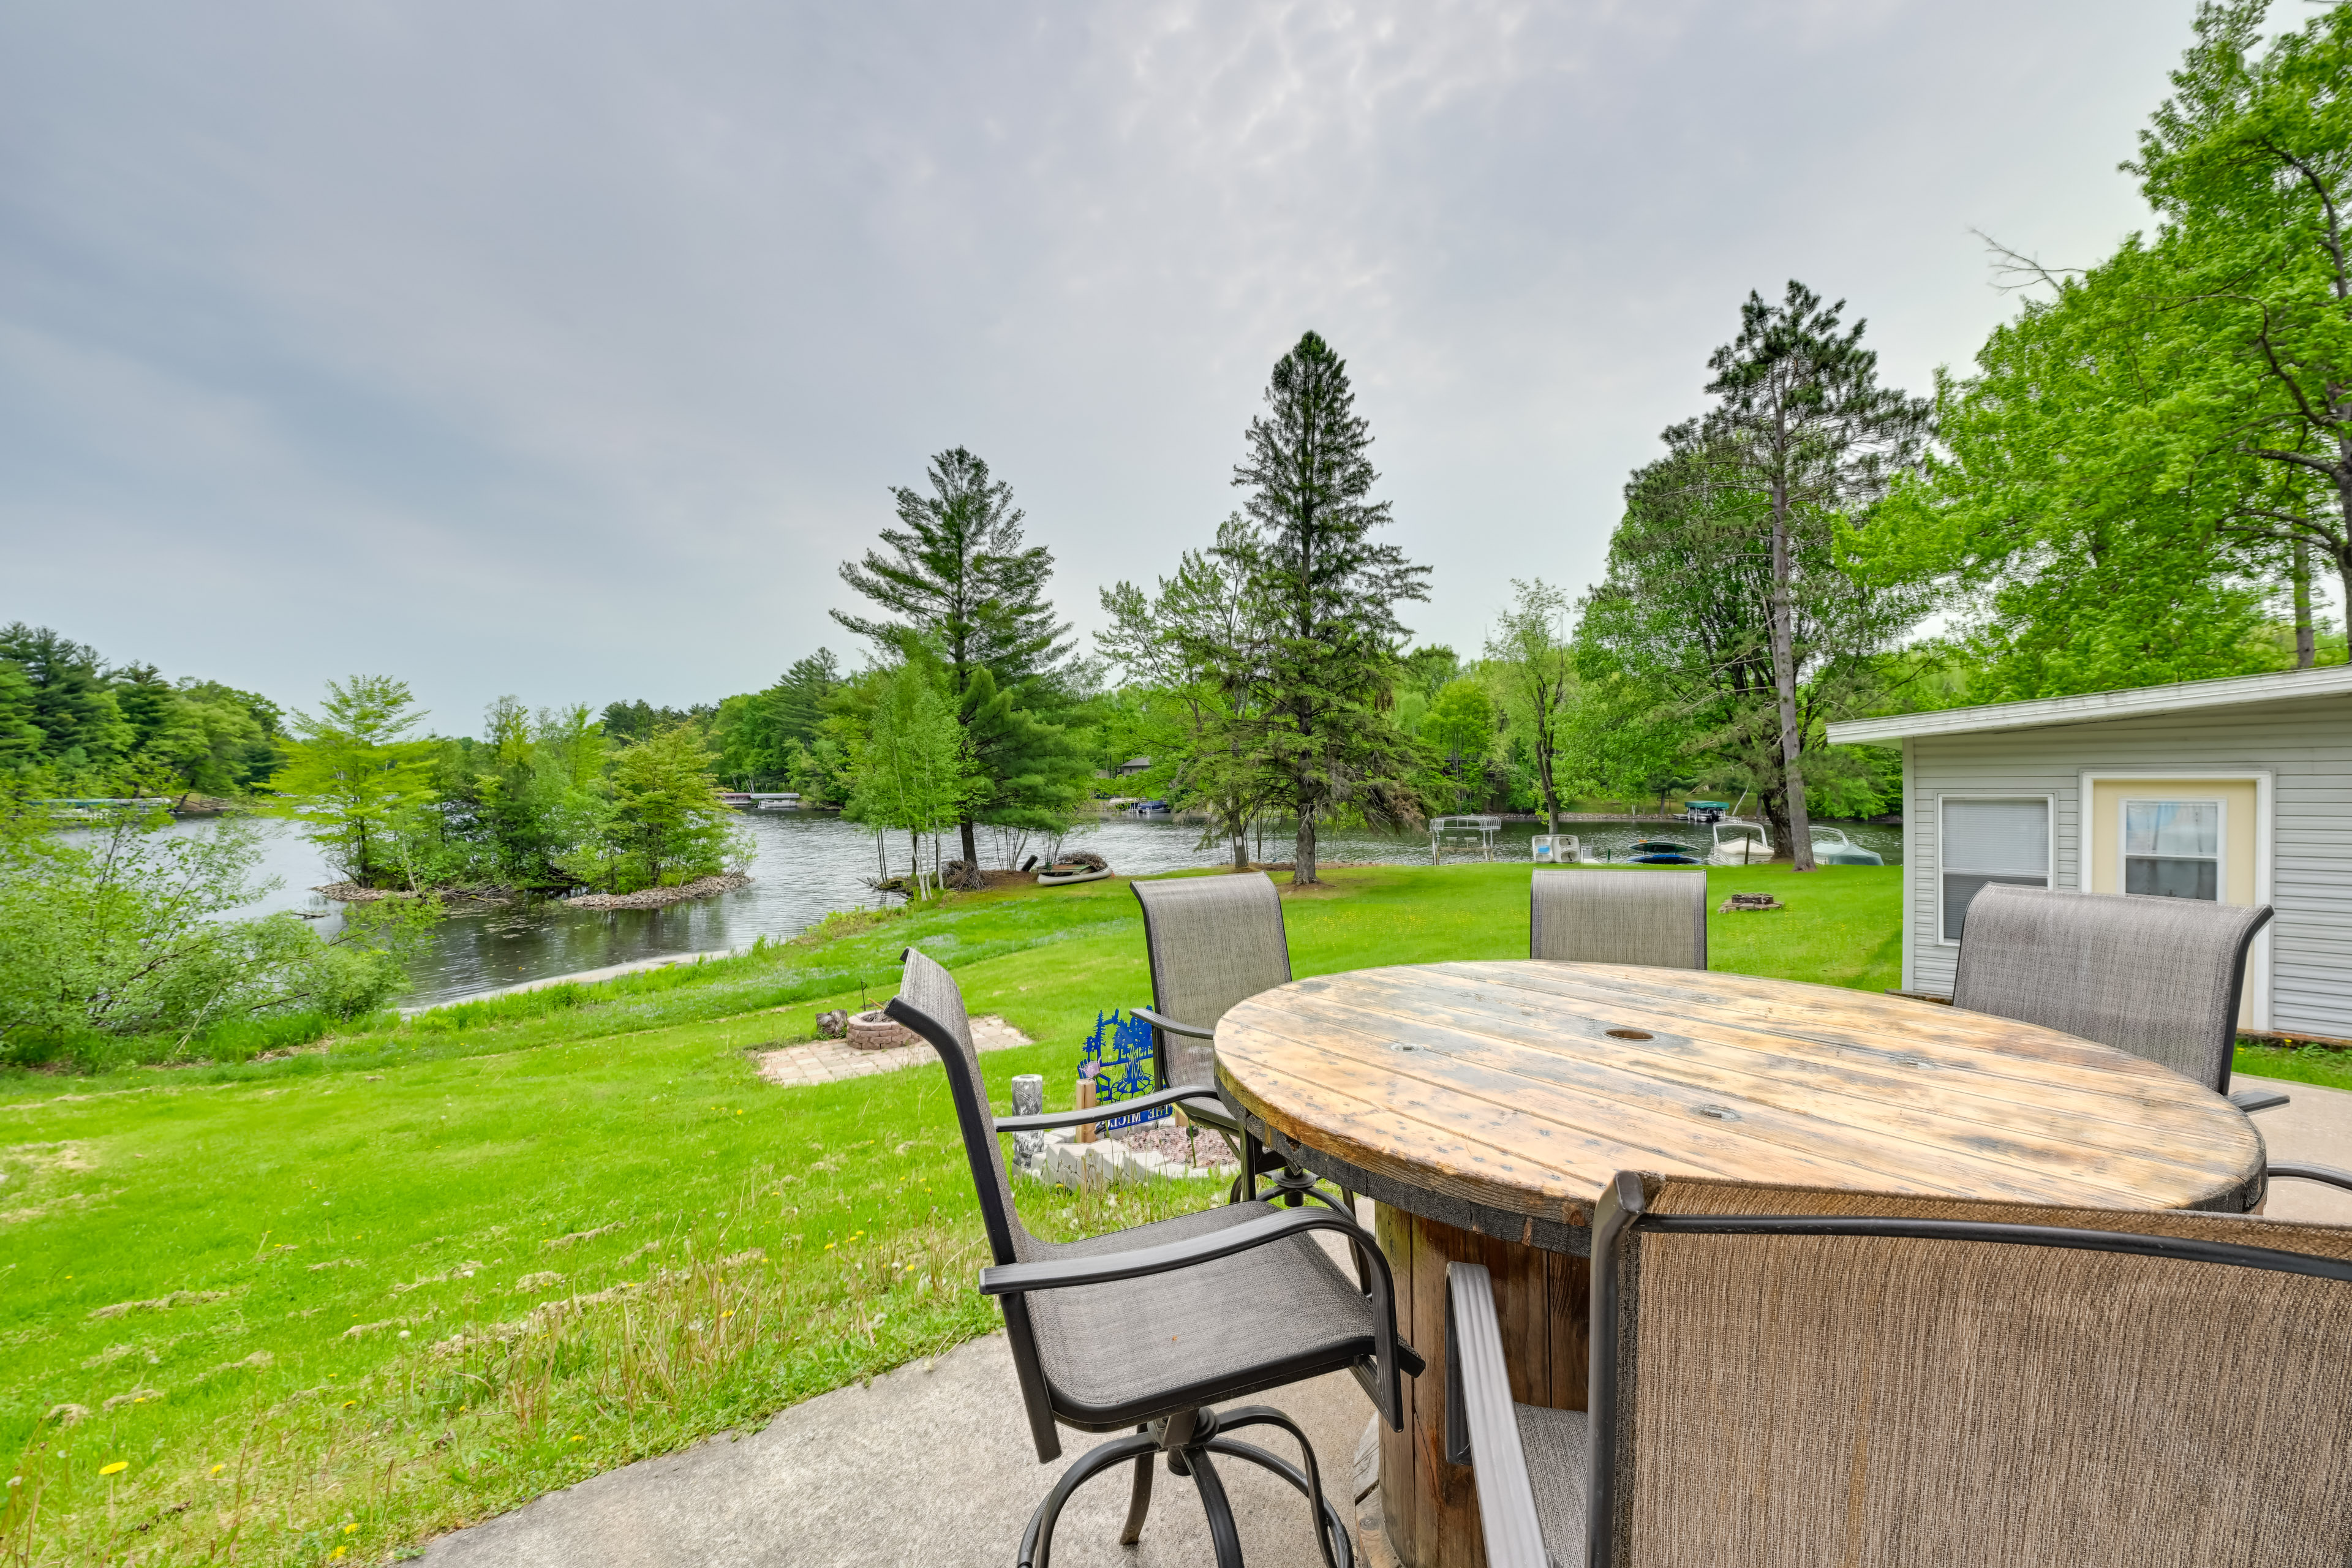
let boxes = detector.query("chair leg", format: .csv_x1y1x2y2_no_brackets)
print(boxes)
1213,1404,1354,1568
1019,1432,1156,1568
1117,1425,1154,1546
1186,1449,1247,1568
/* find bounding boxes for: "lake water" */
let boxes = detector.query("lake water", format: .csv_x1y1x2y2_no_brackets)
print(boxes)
155,811,1902,1008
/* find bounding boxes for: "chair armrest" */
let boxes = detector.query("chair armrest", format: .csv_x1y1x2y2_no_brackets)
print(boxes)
1444,1264,1550,1568
2268,1163,2352,1193
993,1082,1220,1133
2231,1086,2292,1114
1133,1006,1213,1040
981,1203,1420,1430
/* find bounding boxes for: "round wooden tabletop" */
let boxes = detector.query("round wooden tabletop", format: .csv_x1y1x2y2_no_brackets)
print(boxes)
1216,960,2267,1240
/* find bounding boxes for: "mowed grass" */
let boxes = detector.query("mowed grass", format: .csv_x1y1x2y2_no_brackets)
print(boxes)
2,862,1898,1564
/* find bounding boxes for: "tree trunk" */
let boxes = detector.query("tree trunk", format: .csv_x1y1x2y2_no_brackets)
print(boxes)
1294,810,1317,884
2292,538,2316,669
959,816,978,870
1767,482,1817,872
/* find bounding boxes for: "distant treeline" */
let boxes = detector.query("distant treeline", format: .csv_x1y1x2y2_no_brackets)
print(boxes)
0,622,284,797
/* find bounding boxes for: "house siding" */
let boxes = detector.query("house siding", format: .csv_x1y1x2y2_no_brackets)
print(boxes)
1907,693,2352,1038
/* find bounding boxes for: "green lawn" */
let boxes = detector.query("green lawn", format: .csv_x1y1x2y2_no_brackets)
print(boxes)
1,862,1898,1564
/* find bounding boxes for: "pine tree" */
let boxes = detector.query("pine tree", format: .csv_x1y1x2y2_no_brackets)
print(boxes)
1699,284,1931,870
834,448,1078,865
1225,331,1431,883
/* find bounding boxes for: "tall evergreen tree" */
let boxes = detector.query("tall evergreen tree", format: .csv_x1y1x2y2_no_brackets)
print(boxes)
835,448,1080,866
1224,331,1431,883
1698,284,1931,870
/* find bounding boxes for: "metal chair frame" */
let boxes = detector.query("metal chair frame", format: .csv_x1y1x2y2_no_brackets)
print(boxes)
1447,1164,2352,1568
885,948,1422,1568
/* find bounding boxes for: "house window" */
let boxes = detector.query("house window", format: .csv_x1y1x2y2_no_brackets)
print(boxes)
1939,796,2051,943
2123,799,2221,900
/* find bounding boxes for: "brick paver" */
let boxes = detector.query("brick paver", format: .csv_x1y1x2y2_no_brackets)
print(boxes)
755,1015,1031,1087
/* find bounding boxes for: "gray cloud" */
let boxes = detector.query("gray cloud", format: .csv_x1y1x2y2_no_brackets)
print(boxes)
2,1,2206,729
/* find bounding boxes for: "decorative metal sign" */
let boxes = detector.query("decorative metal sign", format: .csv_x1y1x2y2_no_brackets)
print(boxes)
1081,1009,1171,1130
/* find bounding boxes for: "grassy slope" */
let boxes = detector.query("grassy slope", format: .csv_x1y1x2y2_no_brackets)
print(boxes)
1,862,1895,1564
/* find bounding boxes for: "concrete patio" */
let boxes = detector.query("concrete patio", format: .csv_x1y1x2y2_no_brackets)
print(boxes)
422,1073,2351,1567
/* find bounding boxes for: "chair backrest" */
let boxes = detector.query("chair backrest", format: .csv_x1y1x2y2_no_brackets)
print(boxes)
884,946,1036,1268
1950,883,2272,1092
1529,869,1707,968
1586,1173,2352,1568
884,947,1067,1461
1131,873,1292,1087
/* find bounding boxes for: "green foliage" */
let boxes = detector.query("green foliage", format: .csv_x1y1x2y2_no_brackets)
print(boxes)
0,801,410,1063
564,725,747,894
1581,424,1921,840
835,448,1087,865
1855,2,2352,696
407,699,610,891
0,624,134,790
1224,330,1433,880
1098,517,1279,869
1482,581,1580,831
1692,282,1933,861
270,674,437,887
0,625,287,797
1420,679,1496,812
835,448,1073,693
598,699,714,745
709,650,842,790
844,658,983,893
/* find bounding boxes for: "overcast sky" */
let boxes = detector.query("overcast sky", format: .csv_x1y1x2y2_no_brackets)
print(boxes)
2,1,2231,732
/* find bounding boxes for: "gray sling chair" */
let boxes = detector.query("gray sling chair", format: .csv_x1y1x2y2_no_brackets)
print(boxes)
1445,1170,2352,1568
883,947,1423,1568
1130,873,1349,1209
1529,869,1708,967
1951,882,2285,1113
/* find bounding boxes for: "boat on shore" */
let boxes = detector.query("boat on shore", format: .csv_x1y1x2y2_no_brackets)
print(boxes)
1709,820,1774,865
1036,862,1113,886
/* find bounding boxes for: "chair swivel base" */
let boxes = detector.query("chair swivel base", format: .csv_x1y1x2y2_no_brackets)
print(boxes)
1019,1403,1354,1568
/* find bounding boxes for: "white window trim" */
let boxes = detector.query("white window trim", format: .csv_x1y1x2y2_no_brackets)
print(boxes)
2119,794,2225,900
2078,769,2274,1030
1934,793,2056,948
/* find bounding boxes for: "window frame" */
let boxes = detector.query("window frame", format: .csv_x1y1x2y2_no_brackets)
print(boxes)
1934,793,2055,947
2119,794,2225,902
2077,768,2275,1032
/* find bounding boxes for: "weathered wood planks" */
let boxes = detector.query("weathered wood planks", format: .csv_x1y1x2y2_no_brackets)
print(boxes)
1245,962,2266,1568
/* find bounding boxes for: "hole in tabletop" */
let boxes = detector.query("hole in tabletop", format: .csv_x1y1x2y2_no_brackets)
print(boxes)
1605,1028,1654,1041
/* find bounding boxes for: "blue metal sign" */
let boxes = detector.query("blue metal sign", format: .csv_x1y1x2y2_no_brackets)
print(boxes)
1080,1008,1171,1131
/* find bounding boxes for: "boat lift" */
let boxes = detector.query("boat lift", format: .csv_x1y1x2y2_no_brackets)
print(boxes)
1431,815,1502,863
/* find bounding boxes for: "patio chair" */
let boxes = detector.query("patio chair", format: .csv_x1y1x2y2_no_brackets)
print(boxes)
884,947,1421,1568
1130,873,1345,1207
1951,883,2283,1112
1529,868,1707,968
1445,1170,2352,1568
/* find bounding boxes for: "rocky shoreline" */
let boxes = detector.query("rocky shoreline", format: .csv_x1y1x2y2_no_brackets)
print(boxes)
561,872,751,911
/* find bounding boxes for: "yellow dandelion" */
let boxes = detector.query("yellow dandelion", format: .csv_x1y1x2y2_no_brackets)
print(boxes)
99,1461,127,1476
570,1434,584,1443
343,1523,360,1534
342,1400,356,1409
211,1463,225,1477
330,1550,347,1562
720,1310,734,1319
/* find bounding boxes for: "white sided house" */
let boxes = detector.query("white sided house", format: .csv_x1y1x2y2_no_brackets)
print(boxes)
1826,665,2352,1042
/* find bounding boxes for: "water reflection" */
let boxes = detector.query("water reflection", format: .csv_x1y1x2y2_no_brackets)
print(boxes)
140,811,1901,1008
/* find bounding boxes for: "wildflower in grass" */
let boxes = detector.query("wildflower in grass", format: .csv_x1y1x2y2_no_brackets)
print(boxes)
570,1435,584,1443
211,1464,225,1476
330,1550,347,1561
99,1461,127,1476
343,1523,360,1534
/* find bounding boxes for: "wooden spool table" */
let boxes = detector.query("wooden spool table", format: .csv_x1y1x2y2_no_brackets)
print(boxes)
1215,960,2265,1568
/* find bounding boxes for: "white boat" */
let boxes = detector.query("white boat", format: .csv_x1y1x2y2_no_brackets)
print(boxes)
1531,834,1581,865
1809,826,1884,865
1036,862,1113,886
1709,820,1774,865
